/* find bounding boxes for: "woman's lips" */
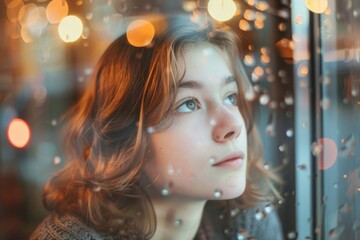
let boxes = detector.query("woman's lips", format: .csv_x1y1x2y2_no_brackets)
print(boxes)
212,151,245,167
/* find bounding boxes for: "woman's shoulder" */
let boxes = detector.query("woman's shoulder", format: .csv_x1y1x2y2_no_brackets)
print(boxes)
29,213,108,240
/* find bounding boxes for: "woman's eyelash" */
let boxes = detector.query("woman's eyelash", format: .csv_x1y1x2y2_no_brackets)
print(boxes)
176,97,201,112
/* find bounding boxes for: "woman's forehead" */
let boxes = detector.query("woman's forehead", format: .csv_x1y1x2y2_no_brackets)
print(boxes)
174,44,232,80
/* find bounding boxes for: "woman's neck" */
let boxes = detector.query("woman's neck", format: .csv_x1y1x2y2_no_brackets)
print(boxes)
150,197,207,240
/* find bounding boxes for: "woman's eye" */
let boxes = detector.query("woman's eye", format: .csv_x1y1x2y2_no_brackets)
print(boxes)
176,98,201,113
224,92,238,106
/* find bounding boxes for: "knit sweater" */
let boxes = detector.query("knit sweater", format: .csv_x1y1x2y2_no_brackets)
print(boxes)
30,203,284,240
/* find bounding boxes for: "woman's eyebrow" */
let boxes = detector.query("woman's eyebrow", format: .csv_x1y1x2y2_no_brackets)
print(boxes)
178,76,236,89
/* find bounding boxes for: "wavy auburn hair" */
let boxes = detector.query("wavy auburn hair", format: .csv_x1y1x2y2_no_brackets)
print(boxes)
42,16,281,238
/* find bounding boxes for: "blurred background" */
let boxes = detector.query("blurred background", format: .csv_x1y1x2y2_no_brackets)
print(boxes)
0,0,359,239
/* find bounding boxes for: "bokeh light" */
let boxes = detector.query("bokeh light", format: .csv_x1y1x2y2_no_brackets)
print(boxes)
58,15,83,42
239,19,251,31
208,0,237,22
6,0,24,23
312,138,338,170
126,19,155,47
46,0,69,24
7,118,31,148
305,0,328,14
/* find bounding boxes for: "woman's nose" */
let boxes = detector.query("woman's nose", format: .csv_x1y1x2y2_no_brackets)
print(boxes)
211,107,243,143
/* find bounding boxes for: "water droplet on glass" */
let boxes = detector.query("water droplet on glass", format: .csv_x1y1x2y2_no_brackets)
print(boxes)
259,94,270,105
230,208,240,217
294,16,302,24
284,94,294,105
353,10,359,17
51,119,57,126
237,229,248,240
298,65,309,77
287,231,298,239
343,174,348,179
297,163,307,170
161,187,169,196
328,225,345,238
263,163,270,170
147,126,155,134
286,129,293,137
279,144,286,152
208,157,216,165
209,119,216,126
339,203,352,213
311,142,323,157
264,204,273,214
320,98,331,109
352,220,360,231
214,189,222,198
333,183,338,189
302,121,308,128
173,219,183,226
277,8,290,19
223,228,230,235
103,15,110,23
53,155,61,165
114,0,128,13
351,87,359,97
278,22,287,31
265,123,275,137
254,209,266,220
82,27,90,39
245,88,256,101
86,12,93,20
92,186,101,192
167,166,174,176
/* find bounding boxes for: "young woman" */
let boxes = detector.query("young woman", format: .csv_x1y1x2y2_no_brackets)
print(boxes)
30,15,283,240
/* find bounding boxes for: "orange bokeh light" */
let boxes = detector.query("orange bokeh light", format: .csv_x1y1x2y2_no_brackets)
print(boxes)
126,19,155,47
46,0,69,24
7,118,31,148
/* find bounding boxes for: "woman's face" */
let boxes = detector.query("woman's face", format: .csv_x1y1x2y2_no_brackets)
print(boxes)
143,44,248,200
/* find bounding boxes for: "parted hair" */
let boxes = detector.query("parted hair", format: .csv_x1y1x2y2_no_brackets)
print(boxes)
42,15,281,238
